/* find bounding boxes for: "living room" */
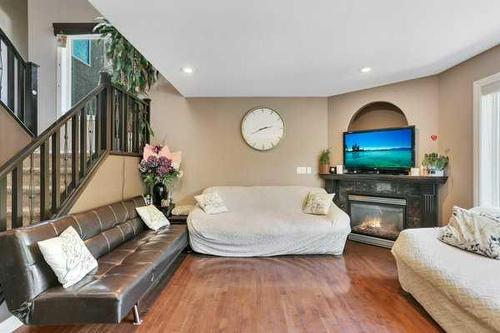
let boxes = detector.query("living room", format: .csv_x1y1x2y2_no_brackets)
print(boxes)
0,0,499,332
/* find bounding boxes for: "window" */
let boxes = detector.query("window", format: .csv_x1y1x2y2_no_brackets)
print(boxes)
72,39,91,66
57,35,109,115
474,73,500,207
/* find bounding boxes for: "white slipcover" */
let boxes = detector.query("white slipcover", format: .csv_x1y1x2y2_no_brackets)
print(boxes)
392,228,500,333
187,186,350,257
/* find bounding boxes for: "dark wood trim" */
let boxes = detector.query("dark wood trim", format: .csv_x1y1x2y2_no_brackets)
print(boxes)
72,115,80,188
11,165,23,228
52,23,99,36
0,84,105,179
40,141,51,220
0,177,6,232
52,131,61,212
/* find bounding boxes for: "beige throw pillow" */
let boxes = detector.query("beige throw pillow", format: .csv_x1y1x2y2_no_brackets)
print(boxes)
438,206,500,259
136,205,170,231
38,226,98,288
195,192,228,214
303,192,335,215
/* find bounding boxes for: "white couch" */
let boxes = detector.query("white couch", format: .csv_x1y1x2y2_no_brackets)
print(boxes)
392,228,500,333
188,186,351,257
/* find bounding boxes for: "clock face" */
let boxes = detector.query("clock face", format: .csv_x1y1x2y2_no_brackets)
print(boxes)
241,107,285,151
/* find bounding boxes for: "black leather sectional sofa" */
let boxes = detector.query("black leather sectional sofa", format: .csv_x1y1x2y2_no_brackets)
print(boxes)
0,196,188,325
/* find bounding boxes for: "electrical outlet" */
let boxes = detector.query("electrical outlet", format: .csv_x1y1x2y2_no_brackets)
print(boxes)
296,167,307,174
306,167,312,174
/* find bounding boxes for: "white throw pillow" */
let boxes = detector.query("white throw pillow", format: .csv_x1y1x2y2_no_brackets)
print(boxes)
195,192,228,214
38,226,98,288
438,206,500,259
303,192,335,215
136,205,170,231
469,206,500,223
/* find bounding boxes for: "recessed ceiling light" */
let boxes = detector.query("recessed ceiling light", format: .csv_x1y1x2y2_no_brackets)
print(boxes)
360,67,372,73
182,67,194,74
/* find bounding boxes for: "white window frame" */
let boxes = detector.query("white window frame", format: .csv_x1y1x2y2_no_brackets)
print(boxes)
472,71,500,206
56,34,101,117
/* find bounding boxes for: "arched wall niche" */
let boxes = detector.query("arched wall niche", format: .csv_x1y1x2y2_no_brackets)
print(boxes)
348,101,408,131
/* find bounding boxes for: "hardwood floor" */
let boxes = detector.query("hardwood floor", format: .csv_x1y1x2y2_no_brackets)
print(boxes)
16,241,442,333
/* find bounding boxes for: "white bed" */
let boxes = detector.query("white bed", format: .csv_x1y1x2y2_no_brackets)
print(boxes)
392,228,500,333
187,186,351,257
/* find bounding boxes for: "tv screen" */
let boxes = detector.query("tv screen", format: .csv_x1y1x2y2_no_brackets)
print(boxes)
343,126,415,172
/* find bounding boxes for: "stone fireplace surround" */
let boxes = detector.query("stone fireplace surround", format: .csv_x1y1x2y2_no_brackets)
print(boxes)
321,173,447,247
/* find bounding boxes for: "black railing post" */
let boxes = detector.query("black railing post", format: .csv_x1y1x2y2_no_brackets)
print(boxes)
99,72,113,151
24,62,39,135
143,98,151,147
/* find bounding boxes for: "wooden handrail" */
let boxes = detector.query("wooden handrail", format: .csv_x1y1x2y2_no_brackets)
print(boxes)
0,27,38,136
0,71,150,230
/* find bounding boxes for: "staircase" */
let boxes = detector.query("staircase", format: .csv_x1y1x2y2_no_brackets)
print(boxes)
0,72,150,231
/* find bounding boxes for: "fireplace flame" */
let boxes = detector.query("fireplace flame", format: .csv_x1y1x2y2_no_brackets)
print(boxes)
360,216,382,229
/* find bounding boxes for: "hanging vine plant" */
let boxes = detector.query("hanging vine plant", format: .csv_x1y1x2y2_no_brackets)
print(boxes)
94,18,157,139
94,18,158,95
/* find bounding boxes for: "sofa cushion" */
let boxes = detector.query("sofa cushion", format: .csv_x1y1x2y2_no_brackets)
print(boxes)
38,226,98,288
29,224,188,324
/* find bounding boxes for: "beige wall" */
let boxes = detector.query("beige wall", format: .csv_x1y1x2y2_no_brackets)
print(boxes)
0,105,32,166
70,155,144,213
149,78,329,204
28,0,100,132
328,76,440,168
438,45,500,224
0,0,28,59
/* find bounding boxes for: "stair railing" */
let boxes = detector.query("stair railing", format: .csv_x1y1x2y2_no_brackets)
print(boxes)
0,28,38,136
0,72,150,232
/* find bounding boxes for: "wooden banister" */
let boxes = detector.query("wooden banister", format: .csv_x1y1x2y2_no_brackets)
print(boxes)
0,72,150,230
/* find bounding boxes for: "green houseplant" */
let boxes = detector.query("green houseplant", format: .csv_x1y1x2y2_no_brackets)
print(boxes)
94,18,159,95
319,149,331,175
422,153,449,176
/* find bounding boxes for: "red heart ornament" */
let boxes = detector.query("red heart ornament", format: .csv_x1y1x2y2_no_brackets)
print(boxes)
431,135,438,141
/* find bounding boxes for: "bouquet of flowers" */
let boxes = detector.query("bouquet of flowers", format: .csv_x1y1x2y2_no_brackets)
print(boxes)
138,144,182,188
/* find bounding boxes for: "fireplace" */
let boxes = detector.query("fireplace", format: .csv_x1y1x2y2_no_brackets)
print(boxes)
348,194,407,247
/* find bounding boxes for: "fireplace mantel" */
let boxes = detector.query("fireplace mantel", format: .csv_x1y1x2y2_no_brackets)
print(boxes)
320,173,447,184
320,173,448,247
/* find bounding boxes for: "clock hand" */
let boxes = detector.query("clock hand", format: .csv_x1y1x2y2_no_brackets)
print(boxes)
251,125,272,135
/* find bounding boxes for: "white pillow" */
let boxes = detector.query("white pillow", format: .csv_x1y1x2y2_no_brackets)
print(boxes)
38,226,98,288
136,205,170,231
303,192,334,215
438,206,500,259
195,192,228,214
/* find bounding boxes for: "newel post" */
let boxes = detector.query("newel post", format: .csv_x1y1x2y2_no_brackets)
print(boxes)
24,62,39,136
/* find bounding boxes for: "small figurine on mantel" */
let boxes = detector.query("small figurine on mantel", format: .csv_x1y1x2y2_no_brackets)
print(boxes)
138,144,183,207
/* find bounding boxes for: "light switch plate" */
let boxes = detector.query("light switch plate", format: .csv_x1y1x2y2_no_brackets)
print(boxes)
306,167,312,174
296,167,307,174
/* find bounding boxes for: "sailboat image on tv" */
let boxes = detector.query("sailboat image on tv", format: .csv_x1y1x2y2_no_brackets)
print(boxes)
343,126,415,173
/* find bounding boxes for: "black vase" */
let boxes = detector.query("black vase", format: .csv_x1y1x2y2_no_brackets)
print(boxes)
152,182,168,206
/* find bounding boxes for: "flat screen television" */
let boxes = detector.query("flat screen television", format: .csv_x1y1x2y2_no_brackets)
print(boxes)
343,126,415,173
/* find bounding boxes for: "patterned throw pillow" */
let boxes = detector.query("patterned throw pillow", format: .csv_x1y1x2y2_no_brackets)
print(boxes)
38,226,98,288
136,205,170,231
195,192,228,215
172,205,195,216
438,206,500,259
303,192,335,215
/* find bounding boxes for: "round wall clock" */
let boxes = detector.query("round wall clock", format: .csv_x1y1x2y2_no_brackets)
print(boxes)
241,107,285,151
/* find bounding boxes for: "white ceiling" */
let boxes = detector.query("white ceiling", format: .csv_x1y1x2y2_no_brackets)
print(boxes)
89,0,500,97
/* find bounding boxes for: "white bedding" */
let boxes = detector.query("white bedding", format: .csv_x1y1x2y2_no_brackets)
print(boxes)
187,186,351,257
392,228,500,333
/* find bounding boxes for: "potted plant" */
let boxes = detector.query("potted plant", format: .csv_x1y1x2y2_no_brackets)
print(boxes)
422,153,449,176
138,145,182,206
319,149,331,175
